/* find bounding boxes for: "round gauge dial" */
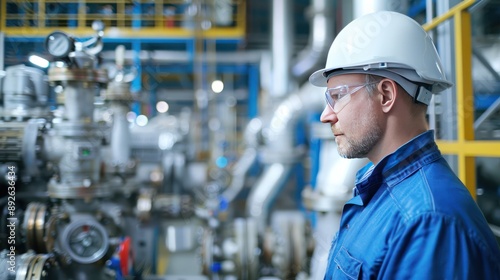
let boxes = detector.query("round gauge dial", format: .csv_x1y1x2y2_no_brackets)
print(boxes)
45,31,73,58
60,220,109,264
91,20,105,32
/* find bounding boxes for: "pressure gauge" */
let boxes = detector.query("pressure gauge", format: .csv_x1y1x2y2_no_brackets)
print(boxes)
91,20,105,32
45,31,74,58
60,219,109,264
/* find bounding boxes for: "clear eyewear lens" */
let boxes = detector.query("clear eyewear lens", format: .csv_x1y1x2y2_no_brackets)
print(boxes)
324,82,377,113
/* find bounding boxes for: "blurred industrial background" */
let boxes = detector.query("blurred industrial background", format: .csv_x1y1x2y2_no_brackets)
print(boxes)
0,0,499,279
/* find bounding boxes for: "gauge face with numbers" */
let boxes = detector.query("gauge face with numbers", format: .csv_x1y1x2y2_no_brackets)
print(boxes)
45,31,73,58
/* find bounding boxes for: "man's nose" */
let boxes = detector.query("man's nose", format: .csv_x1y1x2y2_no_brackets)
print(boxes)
320,105,338,123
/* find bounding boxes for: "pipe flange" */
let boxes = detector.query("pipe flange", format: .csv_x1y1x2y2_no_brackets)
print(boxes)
48,179,111,199
16,252,36,280
25,254,56,280
48,67,108,84
103,81,133,102
23,202,49,253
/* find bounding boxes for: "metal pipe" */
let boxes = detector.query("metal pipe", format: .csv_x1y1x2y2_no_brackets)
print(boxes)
353,0,409,18
474,96,500,130
246,82,324,233
271,0,293,98
473,47,500,81
221,117,262,203
99,50,263,64
110,105,131,169
0,32,4,71
221,147,258,203
291,0,336,82
247,163,293,233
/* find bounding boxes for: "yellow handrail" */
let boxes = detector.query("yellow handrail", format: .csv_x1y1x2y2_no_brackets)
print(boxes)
422,0,476,30
0,0,246,39
423,0,500,199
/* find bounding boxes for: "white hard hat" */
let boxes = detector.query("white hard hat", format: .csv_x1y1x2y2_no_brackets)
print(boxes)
309,11,453,104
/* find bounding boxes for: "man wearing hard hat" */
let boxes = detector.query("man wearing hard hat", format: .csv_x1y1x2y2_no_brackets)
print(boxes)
310,11,500,279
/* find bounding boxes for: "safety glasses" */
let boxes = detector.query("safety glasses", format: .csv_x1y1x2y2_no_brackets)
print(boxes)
324,82,378,113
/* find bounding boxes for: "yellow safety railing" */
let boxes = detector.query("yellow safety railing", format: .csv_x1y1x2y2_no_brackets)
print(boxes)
423,0,500,199
0,0,245,39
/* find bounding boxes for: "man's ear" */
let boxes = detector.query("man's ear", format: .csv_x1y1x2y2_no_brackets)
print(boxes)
377,79,398,113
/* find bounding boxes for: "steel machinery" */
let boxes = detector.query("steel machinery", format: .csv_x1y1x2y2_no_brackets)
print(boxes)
0,22,126,279
0,6,358,280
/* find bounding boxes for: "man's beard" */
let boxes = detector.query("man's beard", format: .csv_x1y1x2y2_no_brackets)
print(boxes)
337,124,382,159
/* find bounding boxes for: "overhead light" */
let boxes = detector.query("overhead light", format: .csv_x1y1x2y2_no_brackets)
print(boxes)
136,115,149,126
28,54,50,68
211,79,224,93
156,101,169,113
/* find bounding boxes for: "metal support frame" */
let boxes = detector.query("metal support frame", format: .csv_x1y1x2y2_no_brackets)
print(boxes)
423,0,500,199
0,0,246,39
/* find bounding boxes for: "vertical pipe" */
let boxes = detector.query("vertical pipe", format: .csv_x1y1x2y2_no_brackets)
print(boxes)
191,0,210,156
291,0,337,82
271,0,293,99
248,64,259,118
132,40,142,115
353,0,409,18
110,105,131,168
0,33,4,71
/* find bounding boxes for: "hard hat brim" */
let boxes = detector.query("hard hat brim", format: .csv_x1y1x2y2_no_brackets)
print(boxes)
309,68,329,87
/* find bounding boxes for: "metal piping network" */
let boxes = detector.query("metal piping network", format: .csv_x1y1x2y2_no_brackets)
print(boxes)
246,83,324,233
43,22,109,199
45,58,108,198
28,24,123,279
245,0,336,234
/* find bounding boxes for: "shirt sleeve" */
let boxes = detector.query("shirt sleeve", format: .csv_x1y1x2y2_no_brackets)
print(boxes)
379,213,500,280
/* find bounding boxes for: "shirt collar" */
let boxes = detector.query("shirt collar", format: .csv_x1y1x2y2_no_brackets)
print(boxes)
353,130,441,205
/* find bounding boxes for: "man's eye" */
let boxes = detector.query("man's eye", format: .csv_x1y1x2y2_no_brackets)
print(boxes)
331,94,341,101
336,93,348,101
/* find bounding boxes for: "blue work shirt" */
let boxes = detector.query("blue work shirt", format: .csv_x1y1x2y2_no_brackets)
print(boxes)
324,130,500,280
